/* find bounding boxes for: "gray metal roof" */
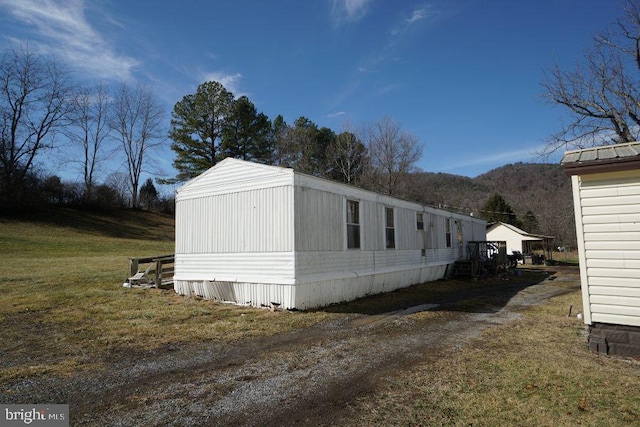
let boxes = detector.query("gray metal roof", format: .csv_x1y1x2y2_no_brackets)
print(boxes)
561,142,640,164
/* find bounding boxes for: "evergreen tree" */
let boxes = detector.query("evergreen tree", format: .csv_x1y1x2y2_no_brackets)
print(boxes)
139,178,158,211
480,193,522,227
273,117,336,176
166,81,234,182
521,210,540,233
221,96,273,163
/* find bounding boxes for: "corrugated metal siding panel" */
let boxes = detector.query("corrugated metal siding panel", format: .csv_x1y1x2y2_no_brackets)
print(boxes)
373,249,419,269
295,250,375,277
175,280,295,308
361,200,382,250
429,215,444,249
292,264,448,309
295,247,456,284
473,220,486,241
561,142,640,165
294,187,343,251
174,252,295,284
423,248,454,263
396,208,417,250
176,186,294,253
579,173,640,327
177,158,293,200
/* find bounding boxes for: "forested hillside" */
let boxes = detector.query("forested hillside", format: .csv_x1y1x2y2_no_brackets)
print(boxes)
407,162,576,246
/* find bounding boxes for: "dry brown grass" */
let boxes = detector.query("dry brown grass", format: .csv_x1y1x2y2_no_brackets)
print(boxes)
345,289,640,426
3,209,639,426
0,209,336,382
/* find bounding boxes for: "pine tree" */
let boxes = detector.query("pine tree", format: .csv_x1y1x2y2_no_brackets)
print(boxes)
166,81,234,182
139,178,158,211
480,193,522,228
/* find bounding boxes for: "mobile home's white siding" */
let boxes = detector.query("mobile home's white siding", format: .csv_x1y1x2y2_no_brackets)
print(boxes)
573,170,640,327
174,160,297,300
294,186,343,252
174,158,486,309
176,186,294,254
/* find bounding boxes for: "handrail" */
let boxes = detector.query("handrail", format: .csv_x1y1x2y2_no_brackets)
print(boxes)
128,254,175,287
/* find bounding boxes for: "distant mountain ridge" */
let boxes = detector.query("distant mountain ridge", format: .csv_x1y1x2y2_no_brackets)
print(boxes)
407,162,575,246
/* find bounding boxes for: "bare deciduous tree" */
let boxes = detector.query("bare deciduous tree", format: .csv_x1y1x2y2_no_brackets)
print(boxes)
327,125,367,185
0,45,72,204
110,83,164,208
104,171,132,206
363,116,423,197
541,0,640,155
66,83,111,201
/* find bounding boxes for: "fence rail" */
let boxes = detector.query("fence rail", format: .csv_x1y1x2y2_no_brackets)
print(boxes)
127,254,175,288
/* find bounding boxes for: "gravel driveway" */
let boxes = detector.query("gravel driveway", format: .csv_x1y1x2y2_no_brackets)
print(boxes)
3,266,580,426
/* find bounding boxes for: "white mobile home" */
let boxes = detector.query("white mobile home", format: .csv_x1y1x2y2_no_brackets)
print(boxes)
562,142,640,356
173,158,487,310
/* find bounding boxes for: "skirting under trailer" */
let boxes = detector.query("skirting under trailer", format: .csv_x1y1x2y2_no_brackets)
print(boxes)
174,263,449,310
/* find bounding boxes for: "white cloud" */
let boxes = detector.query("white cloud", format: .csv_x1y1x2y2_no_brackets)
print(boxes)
391,4,433,36
199,71,244,95
327,111,346,118
407,7,428,24
0,0,139,81
437,144,547,173
331,0,372,24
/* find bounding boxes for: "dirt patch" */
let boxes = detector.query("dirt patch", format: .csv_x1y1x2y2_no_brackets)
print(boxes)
1,266,581,426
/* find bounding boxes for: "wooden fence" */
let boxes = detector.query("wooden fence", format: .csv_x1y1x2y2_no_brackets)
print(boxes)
127,254,175,288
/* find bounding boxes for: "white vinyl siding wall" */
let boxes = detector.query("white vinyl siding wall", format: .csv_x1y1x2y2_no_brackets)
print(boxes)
176,186,294,254
294,187,343,252
574,170,640,327
174,160,296,286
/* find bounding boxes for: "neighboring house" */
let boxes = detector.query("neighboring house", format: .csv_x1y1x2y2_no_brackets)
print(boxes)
562,142,640,357
173,158,487,310
486,222,554,262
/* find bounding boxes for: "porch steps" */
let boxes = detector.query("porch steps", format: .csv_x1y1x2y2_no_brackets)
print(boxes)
453,260,473,278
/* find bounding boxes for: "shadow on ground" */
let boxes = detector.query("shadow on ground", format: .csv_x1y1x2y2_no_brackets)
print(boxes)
315,267,564,317
0,207,174,240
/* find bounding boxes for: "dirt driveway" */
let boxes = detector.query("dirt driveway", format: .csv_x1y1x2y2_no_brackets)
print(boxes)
5,266,581,426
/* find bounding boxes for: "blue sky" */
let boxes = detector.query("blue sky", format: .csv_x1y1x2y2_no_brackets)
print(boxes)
0,0,624,182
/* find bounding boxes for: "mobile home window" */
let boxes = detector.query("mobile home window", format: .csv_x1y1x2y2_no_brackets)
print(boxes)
445,218,452,248
346,200,360,249
416,212,424,230
385,207,395,249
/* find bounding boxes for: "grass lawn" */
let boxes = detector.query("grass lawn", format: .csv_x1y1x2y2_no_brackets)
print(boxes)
1,208,639,426
0,208,336,381
346,285,640,426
